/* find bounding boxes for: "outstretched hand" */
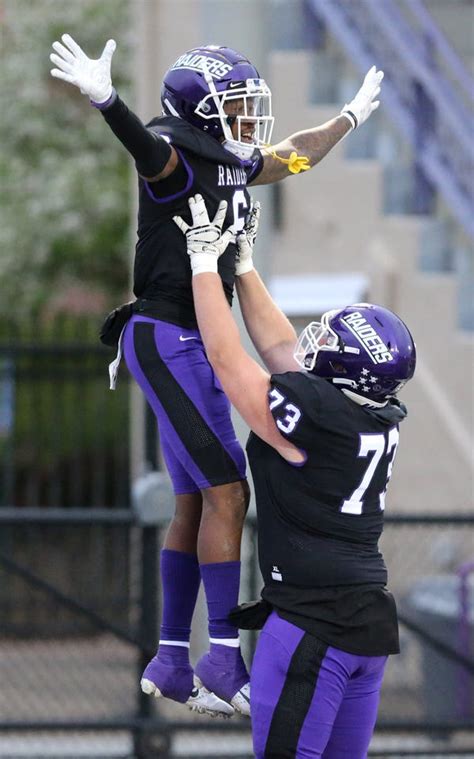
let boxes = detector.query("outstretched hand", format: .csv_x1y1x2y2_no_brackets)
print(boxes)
174,194,235,275
50,34,116,105
235,201,261,276
341,66,384,129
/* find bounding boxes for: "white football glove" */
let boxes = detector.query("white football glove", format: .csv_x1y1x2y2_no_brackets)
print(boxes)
341,66,384,129
173,194,235,276
235,201,261,276
50,34,116,105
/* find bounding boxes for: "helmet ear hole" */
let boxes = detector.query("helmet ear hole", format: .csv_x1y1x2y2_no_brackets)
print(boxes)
303,353,315,370
329,361,347,374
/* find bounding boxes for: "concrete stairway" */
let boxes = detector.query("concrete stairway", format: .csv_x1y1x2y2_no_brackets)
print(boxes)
267,51,473,513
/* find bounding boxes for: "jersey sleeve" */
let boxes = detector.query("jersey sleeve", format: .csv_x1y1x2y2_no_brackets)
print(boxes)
245,150,264,183
141,139,192,202
100,94,172,176
268,372,322,448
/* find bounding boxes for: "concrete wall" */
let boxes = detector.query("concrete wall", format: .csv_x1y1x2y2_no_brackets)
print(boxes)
267,50,474,514
131,1,473,513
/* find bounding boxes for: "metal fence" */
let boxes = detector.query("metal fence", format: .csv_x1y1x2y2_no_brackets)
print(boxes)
1,320,473,757
0,510,473,758
0,315,130,510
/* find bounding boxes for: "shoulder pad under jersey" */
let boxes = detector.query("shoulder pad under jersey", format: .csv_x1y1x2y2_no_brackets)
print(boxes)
147,115,260,168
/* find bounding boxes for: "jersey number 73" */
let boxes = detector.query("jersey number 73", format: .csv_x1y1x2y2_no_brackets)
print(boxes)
341,428,399,515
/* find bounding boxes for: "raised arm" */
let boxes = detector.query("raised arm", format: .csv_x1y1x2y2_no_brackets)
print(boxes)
233,203,298,373
236,270,299,373
173,195,304,464
251,66,383,185
50,34,178,180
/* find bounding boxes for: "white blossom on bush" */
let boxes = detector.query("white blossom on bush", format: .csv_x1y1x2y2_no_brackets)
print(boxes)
0,0,132,315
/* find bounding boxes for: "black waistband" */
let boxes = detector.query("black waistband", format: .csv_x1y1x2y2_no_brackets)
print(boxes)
132,298,198,329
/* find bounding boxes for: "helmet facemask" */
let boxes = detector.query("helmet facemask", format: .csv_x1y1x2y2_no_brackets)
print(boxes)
195,70,274,160
293,311,342,371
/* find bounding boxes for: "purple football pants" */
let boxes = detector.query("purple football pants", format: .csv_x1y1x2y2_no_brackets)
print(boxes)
123,316,246,493
251,612,387,758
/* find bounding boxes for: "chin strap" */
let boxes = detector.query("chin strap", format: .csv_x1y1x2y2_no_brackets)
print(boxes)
265,147,310,174
222,138,257,161
340,387,388,408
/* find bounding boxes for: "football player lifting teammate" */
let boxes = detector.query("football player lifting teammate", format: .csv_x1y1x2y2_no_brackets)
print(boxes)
176,193,416,756
50,34,383,718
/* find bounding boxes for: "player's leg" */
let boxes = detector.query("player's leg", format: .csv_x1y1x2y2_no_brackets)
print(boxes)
158,324,252,714
194,479,251,715
124,316,250,714
141,444,203,702
163,490,203,553
140,484,201,703
139,486,234,715
251,614,354,758
135,319,252,715
198,480,249,562
321,655,387,759
124,317,235,715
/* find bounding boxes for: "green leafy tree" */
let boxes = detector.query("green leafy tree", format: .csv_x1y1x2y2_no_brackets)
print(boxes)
0,0,132,316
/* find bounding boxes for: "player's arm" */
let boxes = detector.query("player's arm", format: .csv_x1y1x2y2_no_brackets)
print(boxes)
233,204,299,373
99,96,179,180
195,276,303,463
236,270,299,373
174,195,304,464
251,66,383,185
50,34,178,181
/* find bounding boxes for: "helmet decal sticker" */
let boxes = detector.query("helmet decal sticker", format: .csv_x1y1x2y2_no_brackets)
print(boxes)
341,311,393,364
171,53,233,79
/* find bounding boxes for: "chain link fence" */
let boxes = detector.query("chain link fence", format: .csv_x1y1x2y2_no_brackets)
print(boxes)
0,513,473,758
1,317,473,757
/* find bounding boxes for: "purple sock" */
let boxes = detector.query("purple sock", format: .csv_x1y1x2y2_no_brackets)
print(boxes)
159,549,200,650
194,562,249,700
142,645,194,702
140,550,201,702
200,560,241,649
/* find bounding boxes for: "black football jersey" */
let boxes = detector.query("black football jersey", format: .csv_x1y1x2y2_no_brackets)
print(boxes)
133,116,263,327
247,372,405,655
247,371,405,590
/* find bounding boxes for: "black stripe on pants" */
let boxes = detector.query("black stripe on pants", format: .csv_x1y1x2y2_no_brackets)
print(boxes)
264,634,328,757
134,321,241,484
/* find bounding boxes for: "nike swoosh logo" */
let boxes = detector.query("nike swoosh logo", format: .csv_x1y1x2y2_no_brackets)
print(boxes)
229,81,243,89
179,335,199,342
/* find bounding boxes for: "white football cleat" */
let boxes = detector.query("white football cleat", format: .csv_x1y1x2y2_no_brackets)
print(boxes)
140,678,161,697
187,684,235,718
140,677,234,718
230,681,251,717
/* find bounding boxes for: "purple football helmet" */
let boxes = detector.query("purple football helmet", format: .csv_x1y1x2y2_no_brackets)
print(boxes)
161,45,274,160
294,303,416,403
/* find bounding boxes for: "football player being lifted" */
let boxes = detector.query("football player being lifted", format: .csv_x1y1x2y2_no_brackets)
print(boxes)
50,36,383,718
176,194,416,756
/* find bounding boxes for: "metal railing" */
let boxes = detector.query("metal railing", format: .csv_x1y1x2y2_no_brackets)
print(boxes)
0,334,130,509
0,510,473,758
